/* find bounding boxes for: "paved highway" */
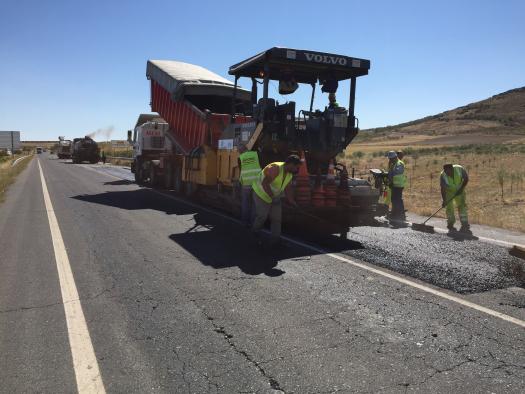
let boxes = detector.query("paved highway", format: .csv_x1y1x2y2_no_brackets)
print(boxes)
1,154,524,393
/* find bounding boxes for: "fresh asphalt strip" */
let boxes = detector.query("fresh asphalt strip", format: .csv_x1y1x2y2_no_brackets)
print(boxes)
74,164,525,329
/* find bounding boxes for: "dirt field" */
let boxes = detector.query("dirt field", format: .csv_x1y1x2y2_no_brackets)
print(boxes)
345,136,525,233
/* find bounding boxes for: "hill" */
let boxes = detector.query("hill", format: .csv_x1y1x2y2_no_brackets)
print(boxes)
362,86,525,140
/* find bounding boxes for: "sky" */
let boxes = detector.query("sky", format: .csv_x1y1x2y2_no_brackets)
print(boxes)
1,0,524,141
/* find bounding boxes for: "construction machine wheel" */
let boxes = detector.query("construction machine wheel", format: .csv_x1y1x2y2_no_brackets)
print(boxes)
90,158,98,164
163,162,173,190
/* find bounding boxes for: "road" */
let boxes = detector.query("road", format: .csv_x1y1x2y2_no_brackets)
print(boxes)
1,153,524,393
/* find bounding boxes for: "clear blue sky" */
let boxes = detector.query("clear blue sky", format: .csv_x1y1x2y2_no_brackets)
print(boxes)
1,0,524,141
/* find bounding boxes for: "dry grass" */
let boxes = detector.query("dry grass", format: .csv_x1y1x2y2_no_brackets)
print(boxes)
345,139,525,233
0,155,33,202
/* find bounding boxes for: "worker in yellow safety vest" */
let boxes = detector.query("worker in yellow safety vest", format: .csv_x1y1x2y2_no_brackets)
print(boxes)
440,164,470,233
387,150,407,220
252,155,301,245
238,145,262,227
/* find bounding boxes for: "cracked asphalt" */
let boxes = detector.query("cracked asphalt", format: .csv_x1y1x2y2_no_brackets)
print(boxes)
1,154,524,393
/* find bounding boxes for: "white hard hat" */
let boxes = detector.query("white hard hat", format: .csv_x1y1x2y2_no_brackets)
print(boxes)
386,150,397,159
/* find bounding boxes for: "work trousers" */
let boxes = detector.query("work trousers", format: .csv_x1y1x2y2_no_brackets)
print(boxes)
445,191,468,226
240,186,255,227
252,193,282,243
390,187,405,218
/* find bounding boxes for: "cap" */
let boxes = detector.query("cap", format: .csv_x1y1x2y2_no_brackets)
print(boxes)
386,151,397,159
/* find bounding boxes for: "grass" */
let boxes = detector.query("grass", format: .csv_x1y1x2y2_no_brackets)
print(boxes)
345,141,525,233
98,144,133,167
0,155,34,202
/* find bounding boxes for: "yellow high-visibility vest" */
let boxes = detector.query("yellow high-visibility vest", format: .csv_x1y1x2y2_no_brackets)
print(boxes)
441,164,465,194
239,151,261,186
252,162,293,203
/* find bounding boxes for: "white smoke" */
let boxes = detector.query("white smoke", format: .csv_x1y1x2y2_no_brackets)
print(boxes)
86,126,114,141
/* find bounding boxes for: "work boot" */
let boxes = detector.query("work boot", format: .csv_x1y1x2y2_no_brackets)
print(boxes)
460,223,472,234
447,224,456,232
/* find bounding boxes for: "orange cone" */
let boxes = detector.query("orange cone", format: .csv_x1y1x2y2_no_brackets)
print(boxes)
295,151,311,207
324,163,337,207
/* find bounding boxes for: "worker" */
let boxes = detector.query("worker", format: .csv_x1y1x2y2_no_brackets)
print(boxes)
251,154,301,246
238,144,262,227
387,150,406,220
328,92,339,109
440,164,470,233
101,151,106,164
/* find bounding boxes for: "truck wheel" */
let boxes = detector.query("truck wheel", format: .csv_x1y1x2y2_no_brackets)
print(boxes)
173,166,182,193
184,182,198,197
164,162,173,190
135,161,144,184
149,166,158,187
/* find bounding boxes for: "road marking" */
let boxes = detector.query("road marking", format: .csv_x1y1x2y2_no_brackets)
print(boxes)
38,160,106,393
406,221,525,249
79,165,525,329
11,155,31,167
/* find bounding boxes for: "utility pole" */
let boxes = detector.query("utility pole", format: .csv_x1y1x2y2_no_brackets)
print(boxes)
11,131,14,154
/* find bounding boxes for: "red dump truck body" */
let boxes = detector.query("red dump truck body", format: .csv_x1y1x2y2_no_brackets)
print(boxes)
150,80,249,153
147,60,251,154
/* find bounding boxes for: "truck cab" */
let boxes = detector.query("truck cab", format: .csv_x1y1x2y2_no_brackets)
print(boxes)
130,114,170,185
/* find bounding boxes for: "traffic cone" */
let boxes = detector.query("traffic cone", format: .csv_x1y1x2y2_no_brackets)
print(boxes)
311,171,325,207
295,151,311,207
324,163,337,207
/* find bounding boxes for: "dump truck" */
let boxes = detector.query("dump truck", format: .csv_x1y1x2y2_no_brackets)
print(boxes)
131,48,387,236
57,137,72,159
72,136,100,164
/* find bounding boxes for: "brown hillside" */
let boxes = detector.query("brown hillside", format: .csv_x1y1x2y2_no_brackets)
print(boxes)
365,86,525,137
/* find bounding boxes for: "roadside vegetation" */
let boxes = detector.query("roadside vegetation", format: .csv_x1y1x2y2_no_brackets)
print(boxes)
0,153,33,202
345,141,525,233
97,143,133,167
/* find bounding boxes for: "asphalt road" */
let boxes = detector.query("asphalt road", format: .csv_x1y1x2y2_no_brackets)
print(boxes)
1,153,524,393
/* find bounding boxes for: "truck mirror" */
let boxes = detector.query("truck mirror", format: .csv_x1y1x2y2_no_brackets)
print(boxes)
127,130,132,142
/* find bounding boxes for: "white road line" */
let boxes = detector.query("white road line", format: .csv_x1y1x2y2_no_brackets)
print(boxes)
406,221,525,249
38,160,106,393
79,165,525,329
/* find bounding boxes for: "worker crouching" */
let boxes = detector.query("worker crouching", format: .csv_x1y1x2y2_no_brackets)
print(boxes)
251,155,301,246
440,164,471,234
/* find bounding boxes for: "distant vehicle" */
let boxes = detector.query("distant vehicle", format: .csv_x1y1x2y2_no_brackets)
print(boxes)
36,147,43,154
71,136,100,164
57,139,72,159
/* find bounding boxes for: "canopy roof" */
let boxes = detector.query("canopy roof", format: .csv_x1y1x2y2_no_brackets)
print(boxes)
147,60,251,101
229,47,370,84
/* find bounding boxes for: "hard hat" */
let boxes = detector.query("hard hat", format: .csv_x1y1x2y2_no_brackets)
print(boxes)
386,151,397,159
